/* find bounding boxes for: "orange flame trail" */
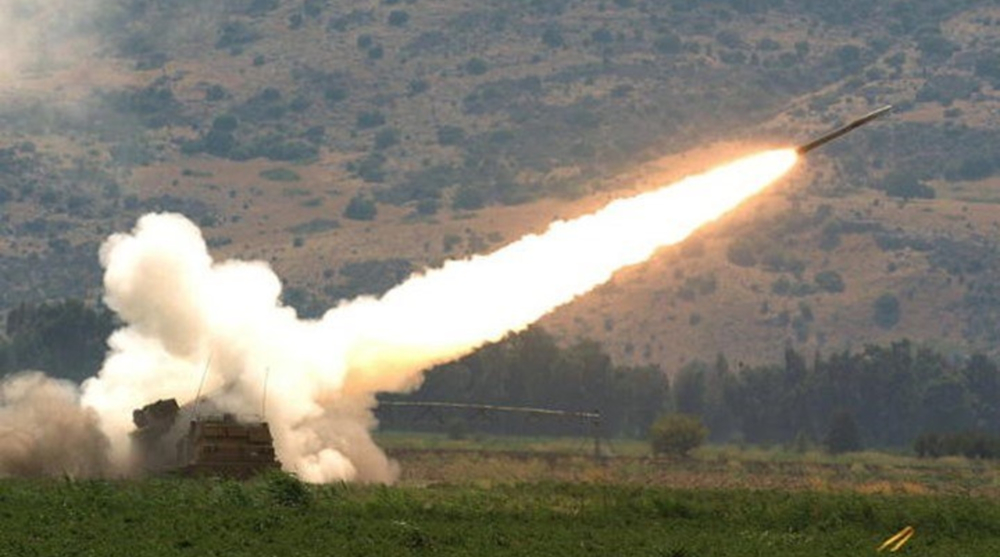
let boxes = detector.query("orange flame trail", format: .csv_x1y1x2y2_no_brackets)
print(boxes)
335,149,799,393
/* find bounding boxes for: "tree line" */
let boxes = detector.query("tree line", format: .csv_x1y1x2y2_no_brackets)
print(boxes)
0,299,116,384
4,299,999,455
382,331,1000,454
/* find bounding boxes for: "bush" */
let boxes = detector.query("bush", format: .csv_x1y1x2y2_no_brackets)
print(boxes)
205,84,228,102
916,74,979,106
387,10,409,26
771,277,791,296
263,471,311,508
216,21,259,51
814,270,845,293
344,194,377,221
881,171,935,199
464,58,488,76
946,155,997,181
452,185,485,211
304,0,324,17
916,32,957,64
242,135,318,162
415,198,439,216
726,239,757,267
975,54,1000,85
349,153,386,183
212,114,239,133
104,79,182,128
286,218,339,235
649,414,707,457
407,79,429,96
373,128,399,150
654,33,682,54
872,293,901,329
202,129,236,157
246,0,279,16
590,27,614,45
260,168,301,182
356,111,386,130
541,27,564,48
437,125,466,146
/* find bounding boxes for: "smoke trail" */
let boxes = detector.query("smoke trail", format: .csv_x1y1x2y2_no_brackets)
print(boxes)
6,149,796,482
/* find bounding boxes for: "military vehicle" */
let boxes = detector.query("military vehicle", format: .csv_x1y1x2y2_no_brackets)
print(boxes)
131,398,280,478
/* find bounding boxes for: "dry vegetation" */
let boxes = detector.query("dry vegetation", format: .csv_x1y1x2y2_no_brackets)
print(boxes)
379,432,1000,497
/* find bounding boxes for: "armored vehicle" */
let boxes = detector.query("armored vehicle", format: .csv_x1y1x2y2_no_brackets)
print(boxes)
131,398,280,478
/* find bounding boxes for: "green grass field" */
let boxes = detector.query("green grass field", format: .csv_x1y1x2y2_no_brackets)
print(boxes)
1,475,999,556
4,434,1000,555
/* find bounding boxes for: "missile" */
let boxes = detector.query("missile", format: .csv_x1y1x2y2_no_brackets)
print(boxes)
796,105,892,154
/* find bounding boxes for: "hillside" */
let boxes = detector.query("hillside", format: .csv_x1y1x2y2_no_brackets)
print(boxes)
1,0,999,372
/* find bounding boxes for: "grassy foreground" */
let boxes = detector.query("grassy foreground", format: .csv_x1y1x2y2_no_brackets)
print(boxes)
2,475,999,556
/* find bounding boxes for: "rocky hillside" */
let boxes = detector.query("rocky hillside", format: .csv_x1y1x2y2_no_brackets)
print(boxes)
2,0,999,371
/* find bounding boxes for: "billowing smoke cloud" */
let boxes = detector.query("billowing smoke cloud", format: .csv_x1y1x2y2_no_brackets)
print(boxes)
2,149,797,482
82,213,399,482
0,372,109,477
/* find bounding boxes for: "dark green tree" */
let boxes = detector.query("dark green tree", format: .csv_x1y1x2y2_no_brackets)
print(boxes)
3,300,117,382
825,410,861,454
672,360,706,415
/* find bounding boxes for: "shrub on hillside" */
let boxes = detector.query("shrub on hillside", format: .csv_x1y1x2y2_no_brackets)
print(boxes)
356,111,386,130
374,128,399,151
344,194,377,221
872,293,901,329
881,171,935,200
814,270,845,293
437,125,466,146
465,57,488,76
387,10,409,26
726,239,757,267
541,26,564,48
216,21,259,51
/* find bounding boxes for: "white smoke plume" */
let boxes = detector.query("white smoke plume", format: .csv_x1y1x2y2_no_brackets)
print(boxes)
4,149,797,482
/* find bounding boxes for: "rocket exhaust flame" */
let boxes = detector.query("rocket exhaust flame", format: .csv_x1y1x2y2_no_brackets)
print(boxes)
1,149,798,482
333,149,799,394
